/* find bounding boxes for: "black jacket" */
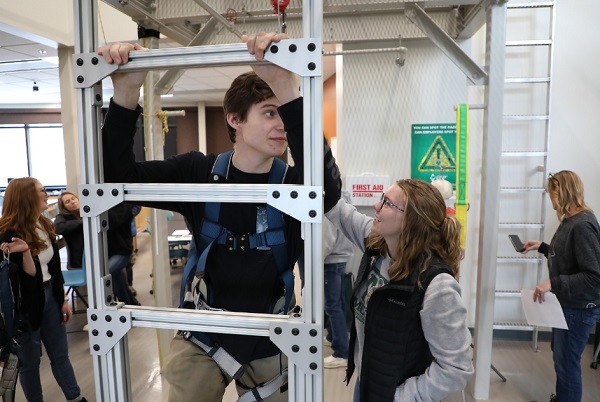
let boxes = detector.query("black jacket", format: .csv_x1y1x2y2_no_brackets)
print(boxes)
107,203,134,257
347,249,452,402
54,213,84,269
0,230,65,331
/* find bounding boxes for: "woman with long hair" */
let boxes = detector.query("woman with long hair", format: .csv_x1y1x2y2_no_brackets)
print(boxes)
326,179,473,401
522,170,600,402
0,178,86,402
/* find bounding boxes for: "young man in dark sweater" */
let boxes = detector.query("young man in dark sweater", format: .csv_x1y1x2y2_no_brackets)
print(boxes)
98,32,341,401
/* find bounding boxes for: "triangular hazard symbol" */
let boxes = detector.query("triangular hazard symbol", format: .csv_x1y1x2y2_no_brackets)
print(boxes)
418,136,456,172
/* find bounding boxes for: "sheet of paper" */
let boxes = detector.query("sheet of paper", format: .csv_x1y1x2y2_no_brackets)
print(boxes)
520,289,568,329
171,229,190,236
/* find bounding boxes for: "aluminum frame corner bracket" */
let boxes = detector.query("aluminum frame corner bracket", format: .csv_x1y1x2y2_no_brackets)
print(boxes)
269,320,323,374
268,185,323,223
87,308,133,356
78,183,125,217
72,52,118,89
264,38,322,77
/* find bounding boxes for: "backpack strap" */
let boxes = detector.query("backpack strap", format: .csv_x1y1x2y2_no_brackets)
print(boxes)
179,152,293,312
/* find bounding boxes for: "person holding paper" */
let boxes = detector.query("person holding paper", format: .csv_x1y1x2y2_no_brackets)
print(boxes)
522,170,600,402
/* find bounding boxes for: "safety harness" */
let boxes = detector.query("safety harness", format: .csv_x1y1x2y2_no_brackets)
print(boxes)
178,151,292,399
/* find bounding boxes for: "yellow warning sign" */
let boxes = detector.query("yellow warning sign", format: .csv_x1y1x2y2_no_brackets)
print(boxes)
417,136,456,173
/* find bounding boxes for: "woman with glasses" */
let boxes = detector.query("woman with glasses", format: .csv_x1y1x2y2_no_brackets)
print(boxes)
522,170,600,402
0,178,87,402
326,179,473,401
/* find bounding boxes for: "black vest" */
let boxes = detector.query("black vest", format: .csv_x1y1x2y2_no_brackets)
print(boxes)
346,249,453,402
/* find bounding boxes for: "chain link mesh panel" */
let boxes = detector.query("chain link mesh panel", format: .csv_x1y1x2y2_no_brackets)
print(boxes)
340,40,468,183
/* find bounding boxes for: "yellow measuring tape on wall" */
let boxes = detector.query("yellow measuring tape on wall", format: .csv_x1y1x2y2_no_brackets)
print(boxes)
456,104,469,247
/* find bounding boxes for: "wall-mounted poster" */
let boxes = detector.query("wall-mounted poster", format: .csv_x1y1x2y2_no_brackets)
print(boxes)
411,123,456,186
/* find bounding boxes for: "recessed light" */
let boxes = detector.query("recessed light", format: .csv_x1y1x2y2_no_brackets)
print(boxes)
39,49,47,55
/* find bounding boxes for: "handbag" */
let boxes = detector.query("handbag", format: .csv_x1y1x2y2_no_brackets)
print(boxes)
0,253,23,401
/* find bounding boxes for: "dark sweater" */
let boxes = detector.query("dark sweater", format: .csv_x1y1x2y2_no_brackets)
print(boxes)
540,210,600,309
54,213,84,269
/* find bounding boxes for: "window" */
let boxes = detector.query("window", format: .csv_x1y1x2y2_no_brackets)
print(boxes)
0,124,67,191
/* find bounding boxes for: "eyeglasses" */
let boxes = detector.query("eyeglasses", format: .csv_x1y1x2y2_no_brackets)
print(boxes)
39,187,47,194
545,173,559,193
378,193,404,212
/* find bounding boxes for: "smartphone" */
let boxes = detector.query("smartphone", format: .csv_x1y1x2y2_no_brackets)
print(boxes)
508,234,525,252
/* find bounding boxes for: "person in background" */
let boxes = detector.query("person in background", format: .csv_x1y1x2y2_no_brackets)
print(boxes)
107,203,140,306
521,170,600,402
326,179,473,401
0,178,87,402
322,214,353,369
54,191,83,270
126,205,142,297
56,192,139,306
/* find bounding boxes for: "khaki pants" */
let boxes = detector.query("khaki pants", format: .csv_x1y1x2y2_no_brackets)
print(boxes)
164,334,288,402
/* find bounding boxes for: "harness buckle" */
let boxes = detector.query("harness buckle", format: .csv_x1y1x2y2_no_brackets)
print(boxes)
225,233,250,252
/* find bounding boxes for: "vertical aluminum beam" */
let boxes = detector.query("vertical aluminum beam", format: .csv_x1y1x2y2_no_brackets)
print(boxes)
74,2,134,400
73,1,111,401
473,1,507,399
291,1,325,400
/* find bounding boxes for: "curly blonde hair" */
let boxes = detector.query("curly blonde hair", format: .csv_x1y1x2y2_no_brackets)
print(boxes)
366,179,463,285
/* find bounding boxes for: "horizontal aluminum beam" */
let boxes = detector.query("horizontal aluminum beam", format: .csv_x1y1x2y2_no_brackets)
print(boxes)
78,183,323,223
73,38,322,88
130,305,289,335
88,305,323,374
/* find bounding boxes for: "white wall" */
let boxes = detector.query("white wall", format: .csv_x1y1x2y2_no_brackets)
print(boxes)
547,1,600,235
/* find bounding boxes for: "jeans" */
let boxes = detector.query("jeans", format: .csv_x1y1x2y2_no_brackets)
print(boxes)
353,378,360,402
324,262,349,359
552,306,600,402
108,254,132,304
18,285,81,402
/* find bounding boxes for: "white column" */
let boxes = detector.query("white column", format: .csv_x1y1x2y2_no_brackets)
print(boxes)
58,45,80,190
197,101,206,154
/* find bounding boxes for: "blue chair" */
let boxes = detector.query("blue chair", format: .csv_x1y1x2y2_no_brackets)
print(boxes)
62,259,88,313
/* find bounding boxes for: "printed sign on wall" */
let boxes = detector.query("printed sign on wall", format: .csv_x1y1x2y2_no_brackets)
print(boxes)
411,123,457,186
346,175,391,206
